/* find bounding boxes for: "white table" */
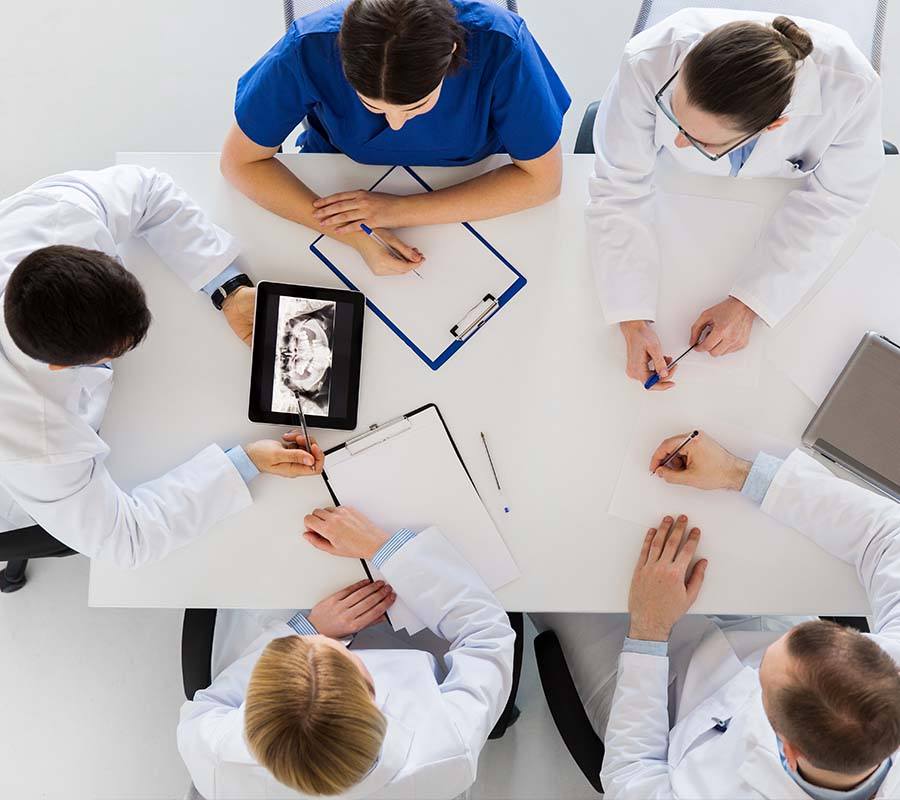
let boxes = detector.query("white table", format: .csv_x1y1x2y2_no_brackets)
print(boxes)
89,152,899,613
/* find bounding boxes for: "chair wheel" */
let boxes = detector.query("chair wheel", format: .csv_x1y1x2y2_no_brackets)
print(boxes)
0,568,27,593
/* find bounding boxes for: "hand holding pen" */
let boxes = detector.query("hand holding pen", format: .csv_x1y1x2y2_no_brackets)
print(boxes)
644,324,713,390
280,392,325,474
649,430,750,491
359,223,425,278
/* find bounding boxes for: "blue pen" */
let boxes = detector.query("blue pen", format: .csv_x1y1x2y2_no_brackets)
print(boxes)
480,432,510,513
359,223,423,278
644,325,712,389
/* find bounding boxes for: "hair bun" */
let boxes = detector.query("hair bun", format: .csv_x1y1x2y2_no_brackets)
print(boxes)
773,15,814,60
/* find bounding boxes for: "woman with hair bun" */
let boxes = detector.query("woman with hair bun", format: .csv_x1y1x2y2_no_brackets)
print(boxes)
590,10,883,391
222,0,570,277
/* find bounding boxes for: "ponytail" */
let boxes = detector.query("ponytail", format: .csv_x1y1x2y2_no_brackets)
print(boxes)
682,16,814,133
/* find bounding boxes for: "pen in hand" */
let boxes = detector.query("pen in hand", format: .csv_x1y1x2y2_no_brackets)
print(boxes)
359,223,423,279
644,325,713,390
653,430,700,474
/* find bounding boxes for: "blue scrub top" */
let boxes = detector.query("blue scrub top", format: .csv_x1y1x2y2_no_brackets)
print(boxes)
234,0,571,166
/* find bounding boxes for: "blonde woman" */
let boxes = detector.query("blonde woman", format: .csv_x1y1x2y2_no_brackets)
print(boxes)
589,9,883,390
177,506,515,799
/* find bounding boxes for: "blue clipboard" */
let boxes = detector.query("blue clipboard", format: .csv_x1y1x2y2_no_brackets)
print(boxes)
310,166,527,371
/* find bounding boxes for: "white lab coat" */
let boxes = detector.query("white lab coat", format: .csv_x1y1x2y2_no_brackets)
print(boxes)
588,8,884,326
0,166,252,566
177,527,516,800
600,450,900,799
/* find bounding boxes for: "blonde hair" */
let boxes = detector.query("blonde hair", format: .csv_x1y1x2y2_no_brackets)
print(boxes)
245,636,386,796
683,16,814,133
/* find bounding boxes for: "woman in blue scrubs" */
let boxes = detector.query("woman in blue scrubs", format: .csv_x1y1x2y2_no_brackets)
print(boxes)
221,0,570,276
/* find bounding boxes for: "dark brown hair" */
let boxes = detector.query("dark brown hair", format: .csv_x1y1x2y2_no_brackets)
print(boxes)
682,15,814,133
338,0,467,105
4,245,151,366
772,620,900,773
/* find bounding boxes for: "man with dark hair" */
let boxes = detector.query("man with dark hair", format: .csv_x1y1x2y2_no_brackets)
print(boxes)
537,433,900,799
0,167,324,581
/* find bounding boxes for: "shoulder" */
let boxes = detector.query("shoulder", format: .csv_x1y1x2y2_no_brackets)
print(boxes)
801,17,880,94
276,2,346,61
453,0,526,55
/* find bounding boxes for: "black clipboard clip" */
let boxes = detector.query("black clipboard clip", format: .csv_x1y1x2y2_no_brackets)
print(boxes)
450,294,499,342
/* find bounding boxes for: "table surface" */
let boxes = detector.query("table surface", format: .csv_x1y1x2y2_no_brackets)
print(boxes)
88,152,900,613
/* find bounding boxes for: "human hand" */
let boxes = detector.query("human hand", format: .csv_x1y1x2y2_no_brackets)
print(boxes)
313,190,407,234
628,515,708,641
690,296,757,357
357,229,424,276
222,286,255,346
244,439,322,478
650,430,751,490
307,578,396,639
280,430,325,473
619,320,678,390
303,506,392,560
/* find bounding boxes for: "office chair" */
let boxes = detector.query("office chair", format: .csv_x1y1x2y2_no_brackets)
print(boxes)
533,629,604,794
282,0,518,32
0,525,77,594
574,0,895,156
181,608,525,731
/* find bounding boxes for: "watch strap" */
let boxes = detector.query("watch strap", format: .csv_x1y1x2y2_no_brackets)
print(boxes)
211,273,254,310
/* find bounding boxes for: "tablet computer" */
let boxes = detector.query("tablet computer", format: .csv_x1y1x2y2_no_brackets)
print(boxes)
802,332,900,500
249,282,365,430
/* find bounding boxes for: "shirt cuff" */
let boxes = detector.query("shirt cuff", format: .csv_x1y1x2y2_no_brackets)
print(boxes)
286,612,318,637
740,452,784,505
623,636,669,657
226,446,260,485
200,261,242,297
371,528,418,570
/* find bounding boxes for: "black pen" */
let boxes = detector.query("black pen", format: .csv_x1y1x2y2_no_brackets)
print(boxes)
656,430,700,472
293,391,313,455
644,325,713,390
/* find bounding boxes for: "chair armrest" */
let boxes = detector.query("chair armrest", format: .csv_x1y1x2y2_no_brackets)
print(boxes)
181,608,218,701
534,630,605,794
575,101,601,155
884,140,898,156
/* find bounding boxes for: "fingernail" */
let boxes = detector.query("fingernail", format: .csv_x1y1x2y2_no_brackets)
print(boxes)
679,515,687,522
664,516,673,522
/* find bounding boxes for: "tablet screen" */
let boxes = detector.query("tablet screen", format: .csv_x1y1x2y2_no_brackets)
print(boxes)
250,283,365,430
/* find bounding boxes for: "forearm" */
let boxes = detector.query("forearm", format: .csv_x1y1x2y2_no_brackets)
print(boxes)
221,155,370,251
392,162,560,226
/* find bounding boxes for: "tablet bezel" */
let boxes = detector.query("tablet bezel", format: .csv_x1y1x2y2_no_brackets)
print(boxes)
249,281,365,430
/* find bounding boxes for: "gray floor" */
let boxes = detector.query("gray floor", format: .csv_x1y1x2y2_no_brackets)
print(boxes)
2,1,900,798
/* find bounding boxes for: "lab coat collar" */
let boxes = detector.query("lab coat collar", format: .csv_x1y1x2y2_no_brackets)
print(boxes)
783,57,822,118
739,743,813,799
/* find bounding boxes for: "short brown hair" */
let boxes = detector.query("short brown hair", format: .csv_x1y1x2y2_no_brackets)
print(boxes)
771,620,900,773
682,16,814,134
339,0,467,105
245,636,386,796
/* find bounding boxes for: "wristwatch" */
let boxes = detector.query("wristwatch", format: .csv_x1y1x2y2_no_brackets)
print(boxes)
210,273,254,310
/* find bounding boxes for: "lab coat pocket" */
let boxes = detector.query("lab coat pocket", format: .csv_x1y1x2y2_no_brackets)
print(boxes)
781,158,820,179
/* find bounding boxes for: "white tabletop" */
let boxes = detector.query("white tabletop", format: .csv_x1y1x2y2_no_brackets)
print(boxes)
89,152,900,612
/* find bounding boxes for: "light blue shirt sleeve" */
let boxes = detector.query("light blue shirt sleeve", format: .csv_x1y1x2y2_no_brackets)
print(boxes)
286,612,318,637
623,636,669,657
740,452,784,505
200,262,242,297
371,528,418,570
225,446,260,485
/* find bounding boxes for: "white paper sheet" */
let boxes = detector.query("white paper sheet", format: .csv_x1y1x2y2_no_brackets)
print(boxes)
652,192,768,386
608,388,797,583
311,167,521,363
324,406,520,634
770,231,900,406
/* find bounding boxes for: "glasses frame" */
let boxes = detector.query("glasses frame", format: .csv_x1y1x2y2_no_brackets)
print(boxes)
654,71,763,161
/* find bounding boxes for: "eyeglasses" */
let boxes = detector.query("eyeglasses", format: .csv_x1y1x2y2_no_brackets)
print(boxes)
654,71,762,161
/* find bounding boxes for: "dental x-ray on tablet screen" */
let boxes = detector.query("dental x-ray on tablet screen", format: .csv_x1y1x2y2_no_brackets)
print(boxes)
249,282,364,430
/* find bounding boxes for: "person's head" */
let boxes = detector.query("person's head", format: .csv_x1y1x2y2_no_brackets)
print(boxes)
339,0,466,130
759,620,900,778
668,15,814,157
245,635,385,796
3,245,151,369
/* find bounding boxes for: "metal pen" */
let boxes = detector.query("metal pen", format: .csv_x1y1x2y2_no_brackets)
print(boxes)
644,324,713,390
480,432,510,513
359,223,423,278
293,391,313,455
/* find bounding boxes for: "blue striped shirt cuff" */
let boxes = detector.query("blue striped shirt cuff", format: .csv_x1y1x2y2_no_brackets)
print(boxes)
740,452,784,505
371,528,418,569
226,446,260,485
286,612,318,637
623,637,669,657
200,262,241,297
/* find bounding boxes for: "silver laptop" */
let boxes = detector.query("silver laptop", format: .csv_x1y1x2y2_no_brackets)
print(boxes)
802,332,900,501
